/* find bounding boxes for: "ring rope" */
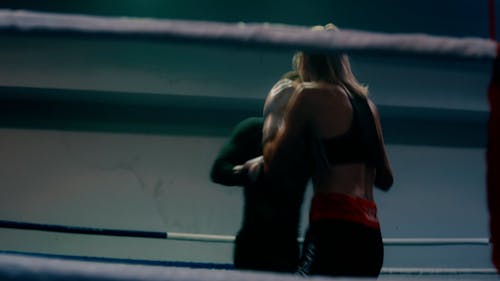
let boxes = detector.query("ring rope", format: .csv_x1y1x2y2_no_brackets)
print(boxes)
0,252,497,279
0,9,496,60
0,219,490,246
124,233,493,246
381,267,497,275
0,219,167,239
171,234,490,246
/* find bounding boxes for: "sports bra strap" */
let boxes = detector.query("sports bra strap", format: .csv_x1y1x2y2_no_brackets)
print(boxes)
310,85,383,169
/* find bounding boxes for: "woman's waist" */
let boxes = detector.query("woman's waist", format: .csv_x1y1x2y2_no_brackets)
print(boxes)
312,183,374,200
309,191,379,229
312,172,375,200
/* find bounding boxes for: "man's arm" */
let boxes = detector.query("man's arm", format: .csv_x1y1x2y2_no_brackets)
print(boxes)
210,118,263,186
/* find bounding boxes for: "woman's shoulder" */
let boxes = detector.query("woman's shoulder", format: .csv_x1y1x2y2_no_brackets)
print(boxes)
295,82,348,104
297,81,343,93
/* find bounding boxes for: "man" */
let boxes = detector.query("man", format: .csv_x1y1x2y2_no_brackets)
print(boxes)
210,72,309,272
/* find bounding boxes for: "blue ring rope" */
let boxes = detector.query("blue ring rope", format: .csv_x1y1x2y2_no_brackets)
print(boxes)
0,220,167,239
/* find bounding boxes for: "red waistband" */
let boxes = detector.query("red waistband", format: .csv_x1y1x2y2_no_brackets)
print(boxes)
310,192,380,229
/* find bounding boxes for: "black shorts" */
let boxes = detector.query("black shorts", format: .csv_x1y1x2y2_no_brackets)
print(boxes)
297,219,383,277
234,230,300,273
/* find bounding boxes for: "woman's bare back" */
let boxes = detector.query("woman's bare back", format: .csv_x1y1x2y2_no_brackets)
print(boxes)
301,82,379,200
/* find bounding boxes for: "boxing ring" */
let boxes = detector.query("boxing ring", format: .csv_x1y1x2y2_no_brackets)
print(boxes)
0,219,496,279
0,8,499,281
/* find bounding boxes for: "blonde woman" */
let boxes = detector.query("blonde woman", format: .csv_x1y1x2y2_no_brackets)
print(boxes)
263,24,393,277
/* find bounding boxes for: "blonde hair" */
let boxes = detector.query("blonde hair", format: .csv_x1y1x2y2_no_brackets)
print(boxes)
293,23,368,97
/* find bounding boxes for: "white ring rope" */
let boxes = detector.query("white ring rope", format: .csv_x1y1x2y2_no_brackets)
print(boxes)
380,267,497,275
168,232,236,243
0,219,490,246
169,232,490,246
0,253,497,280
0,9,497,60
381,237,490,246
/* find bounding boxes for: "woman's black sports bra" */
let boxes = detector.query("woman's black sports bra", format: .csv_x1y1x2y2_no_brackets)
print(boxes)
312,90,383,169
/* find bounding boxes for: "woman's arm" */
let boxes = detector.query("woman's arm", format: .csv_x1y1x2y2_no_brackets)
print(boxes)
368,101,394,190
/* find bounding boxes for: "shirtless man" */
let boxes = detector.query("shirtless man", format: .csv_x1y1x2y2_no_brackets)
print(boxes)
210,71,309,272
